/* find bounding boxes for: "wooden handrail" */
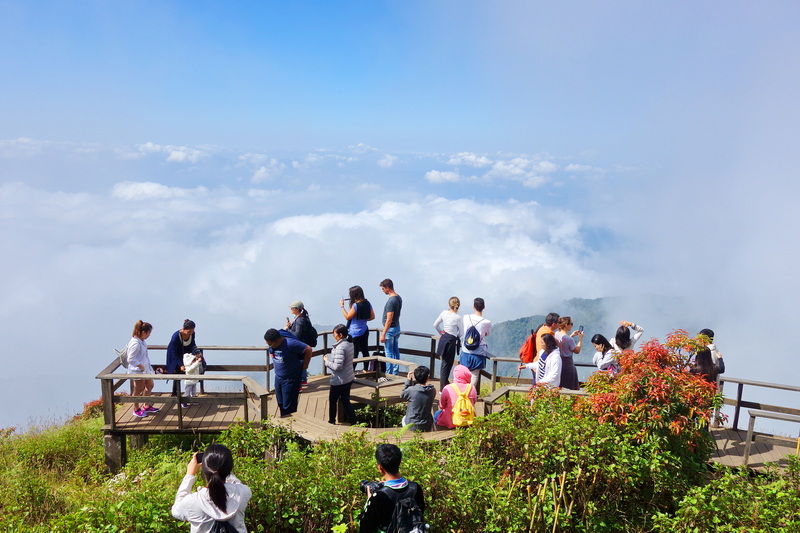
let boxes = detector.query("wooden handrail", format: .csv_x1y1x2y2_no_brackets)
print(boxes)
717,376,800,431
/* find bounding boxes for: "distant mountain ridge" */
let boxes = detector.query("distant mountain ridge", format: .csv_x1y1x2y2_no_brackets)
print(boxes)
489,297,609,362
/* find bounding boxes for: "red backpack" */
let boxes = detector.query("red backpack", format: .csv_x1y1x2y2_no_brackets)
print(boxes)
519,327,539,364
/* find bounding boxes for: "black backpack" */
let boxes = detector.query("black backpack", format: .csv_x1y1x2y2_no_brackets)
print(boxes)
382,482,427,533
463,318,484,351
209,520,237,533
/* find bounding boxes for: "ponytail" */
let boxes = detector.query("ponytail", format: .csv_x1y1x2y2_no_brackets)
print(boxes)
333,324,352,342
200,444,234,513
132,320,152,338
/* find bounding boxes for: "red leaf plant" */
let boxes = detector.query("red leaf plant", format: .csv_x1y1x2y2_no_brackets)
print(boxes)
580,330,725,453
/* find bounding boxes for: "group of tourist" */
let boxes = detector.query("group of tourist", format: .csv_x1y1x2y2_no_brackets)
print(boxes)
124,318,204,418
125,289,725,533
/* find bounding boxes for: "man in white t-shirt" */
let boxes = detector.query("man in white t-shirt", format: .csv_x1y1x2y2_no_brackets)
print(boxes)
458,297,492,389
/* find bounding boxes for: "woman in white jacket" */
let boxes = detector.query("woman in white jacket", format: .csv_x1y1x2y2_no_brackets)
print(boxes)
172,444,252,533
126,320,157,418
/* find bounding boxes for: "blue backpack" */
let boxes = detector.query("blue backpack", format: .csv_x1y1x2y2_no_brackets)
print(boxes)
463,318,484,351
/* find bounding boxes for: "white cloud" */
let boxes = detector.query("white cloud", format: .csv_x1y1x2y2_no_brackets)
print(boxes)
251,159,286,183
425,170,461,183
378,154,398,168
111,181,208,200
447,151,493,167
137,142,209,163
0,137,52,157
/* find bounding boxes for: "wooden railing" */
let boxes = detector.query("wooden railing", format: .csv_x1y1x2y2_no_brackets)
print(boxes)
717,376,800,431
95,346,270,430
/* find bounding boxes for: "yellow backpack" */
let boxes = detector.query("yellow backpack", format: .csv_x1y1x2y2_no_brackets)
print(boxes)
451,383,475,427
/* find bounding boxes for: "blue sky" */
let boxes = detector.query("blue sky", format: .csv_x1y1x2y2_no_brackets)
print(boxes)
2,1,800,428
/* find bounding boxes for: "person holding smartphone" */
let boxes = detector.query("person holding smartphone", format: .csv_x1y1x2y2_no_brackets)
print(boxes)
172,444,251,532
554,316,582,390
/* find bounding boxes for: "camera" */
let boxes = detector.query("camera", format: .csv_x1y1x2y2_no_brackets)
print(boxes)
359,480,384,494
195,452,204,464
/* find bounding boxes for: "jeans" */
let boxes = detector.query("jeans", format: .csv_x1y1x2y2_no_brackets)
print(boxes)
384,326,401,375
275,374,302,416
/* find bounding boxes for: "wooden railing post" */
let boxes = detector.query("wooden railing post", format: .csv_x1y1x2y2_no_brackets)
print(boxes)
732,382,745,431
429,336,436,381
101,378,116,430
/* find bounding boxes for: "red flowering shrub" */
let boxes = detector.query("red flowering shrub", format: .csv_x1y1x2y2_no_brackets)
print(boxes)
581,330,724,456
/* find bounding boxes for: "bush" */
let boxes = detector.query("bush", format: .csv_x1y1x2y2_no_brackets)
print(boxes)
652,458,800,532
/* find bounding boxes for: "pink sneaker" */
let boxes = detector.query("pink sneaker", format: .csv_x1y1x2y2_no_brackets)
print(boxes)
133,409,146,418
143,405,159,413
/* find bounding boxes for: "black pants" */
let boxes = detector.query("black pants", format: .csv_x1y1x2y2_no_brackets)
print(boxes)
438,336,458,392
352,332,370,371
328,382,357,424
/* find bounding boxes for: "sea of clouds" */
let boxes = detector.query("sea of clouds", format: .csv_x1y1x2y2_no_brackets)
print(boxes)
1,138,798,430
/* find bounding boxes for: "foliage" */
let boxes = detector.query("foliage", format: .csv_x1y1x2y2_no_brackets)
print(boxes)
652,458,800,532
353,391,405,427
581,330,724,457
0,330,796,532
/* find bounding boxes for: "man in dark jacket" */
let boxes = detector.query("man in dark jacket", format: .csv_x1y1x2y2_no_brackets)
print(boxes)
400,366,435,432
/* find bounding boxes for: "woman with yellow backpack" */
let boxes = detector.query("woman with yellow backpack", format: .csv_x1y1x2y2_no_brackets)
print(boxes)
434,364,477,428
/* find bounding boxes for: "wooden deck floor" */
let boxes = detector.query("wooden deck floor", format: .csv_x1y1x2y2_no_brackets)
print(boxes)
710,427,797,471
106,377,798,470
111,393,248,433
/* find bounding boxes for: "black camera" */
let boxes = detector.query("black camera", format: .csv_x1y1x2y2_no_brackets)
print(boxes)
195,452,204,464
359,480,384,494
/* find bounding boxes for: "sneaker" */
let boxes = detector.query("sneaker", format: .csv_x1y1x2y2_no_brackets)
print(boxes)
133,409,146,418
378,377,390,383
143,405,159,413
181,403,190,408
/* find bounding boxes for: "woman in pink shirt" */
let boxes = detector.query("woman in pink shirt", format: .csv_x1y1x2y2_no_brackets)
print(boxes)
434,364,478,428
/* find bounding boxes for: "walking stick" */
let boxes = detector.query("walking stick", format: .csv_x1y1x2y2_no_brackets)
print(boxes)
514,367,522,386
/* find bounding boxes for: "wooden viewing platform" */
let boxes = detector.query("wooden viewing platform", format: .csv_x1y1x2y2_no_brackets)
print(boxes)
97,329,800,473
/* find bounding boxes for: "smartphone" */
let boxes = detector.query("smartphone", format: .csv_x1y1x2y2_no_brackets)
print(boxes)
579,325,584,332
195,452,204,464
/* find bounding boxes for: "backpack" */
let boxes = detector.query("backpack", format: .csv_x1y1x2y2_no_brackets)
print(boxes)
518,328,536,364
209,520,237,533
463,318,484,351
296,316,318,348
382,482,427,533
305,324,318,348
451,383,475,427
115,346,128,368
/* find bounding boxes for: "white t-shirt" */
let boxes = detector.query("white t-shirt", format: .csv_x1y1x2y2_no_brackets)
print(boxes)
433,310,462,337
462,314,491,351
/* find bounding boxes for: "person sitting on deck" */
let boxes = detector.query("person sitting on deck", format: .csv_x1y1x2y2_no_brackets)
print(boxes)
435,364,477,429
401,366,435,432
264,328,312,418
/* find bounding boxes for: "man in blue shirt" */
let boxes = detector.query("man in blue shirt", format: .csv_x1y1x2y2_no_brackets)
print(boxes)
264,328,312,417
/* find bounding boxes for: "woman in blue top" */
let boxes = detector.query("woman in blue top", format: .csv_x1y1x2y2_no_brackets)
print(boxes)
340,285,375,372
